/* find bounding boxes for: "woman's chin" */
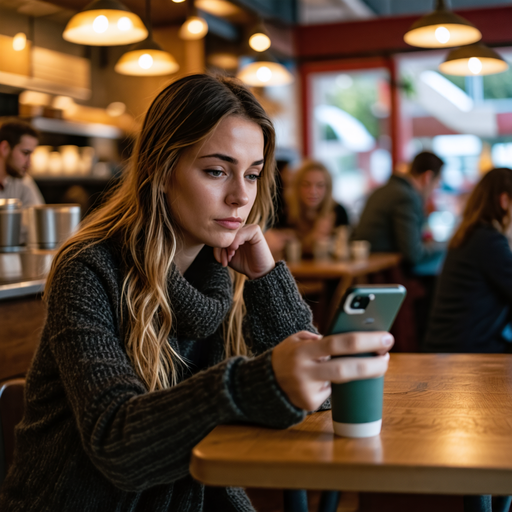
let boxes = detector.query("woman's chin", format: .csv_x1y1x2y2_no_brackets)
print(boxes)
208,233,238,249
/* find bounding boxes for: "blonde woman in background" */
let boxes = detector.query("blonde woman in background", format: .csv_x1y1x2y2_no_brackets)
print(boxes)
0,75,393,512
287,160,349,255
266,160,349,258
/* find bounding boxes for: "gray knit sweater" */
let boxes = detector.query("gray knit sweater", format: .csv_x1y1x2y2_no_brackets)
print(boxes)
0,242,315,512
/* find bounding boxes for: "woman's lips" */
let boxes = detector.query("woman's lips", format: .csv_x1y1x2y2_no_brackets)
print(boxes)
215,218,242,230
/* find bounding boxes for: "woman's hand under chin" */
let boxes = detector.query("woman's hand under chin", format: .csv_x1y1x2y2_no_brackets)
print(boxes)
213,224,275,280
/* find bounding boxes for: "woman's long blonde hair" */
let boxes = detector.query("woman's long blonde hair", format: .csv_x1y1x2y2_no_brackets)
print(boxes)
287,160,334,227
450,167,512,249
45,74,276,391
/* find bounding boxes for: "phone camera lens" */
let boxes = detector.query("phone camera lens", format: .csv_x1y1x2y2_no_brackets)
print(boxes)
350,295,370,310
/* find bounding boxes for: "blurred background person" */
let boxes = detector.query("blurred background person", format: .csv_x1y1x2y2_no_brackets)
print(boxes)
352,151,446,352
425,167,512,355
352,151,444,270
265,160,349,258
425,167,512,512
0,119,43,207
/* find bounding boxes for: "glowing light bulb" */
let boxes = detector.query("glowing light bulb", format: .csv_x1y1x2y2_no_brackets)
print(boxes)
468,57,482,74
117,17,132,31
107,102,126,117
256,66,272,83
249,33,271,52
12,32,26,51
138,53,153,69
435,26,451,44
93,15,108,34
188,19,204,34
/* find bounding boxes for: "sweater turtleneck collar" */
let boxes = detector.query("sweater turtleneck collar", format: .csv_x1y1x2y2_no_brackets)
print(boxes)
167,245,233,339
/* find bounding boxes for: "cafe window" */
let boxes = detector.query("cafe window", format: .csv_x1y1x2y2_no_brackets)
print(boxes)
397,48,512,241
308,67,392,216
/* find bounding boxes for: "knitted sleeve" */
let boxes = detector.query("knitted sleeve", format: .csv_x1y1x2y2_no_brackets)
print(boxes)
45,255,304,492
242,260,317,352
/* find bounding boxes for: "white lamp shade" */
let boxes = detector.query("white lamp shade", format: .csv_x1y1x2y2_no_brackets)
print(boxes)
115,48,179,76
237,61,293,87
63,0,147,46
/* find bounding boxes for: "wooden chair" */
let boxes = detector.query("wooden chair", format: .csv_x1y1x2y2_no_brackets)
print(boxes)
0,378,26,486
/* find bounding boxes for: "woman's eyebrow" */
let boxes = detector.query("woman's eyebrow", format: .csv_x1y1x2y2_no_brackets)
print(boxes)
199,153,264,166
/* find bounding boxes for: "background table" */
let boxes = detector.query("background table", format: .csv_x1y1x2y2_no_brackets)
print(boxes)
287,253,402,332
191,354,512,496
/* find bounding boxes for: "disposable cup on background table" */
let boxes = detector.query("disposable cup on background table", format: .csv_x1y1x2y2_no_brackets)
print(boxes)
313,238,331,261
331,369,384,438
333,226,350,260
350,240,370,261
285,239,302,263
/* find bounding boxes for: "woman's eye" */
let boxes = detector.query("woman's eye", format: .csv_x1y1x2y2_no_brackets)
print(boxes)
246,173,261,182
206,169,224,177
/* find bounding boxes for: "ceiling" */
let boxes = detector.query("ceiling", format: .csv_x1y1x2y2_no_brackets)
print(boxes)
361,0,512,17
300,0,512,24
0,0,292,26
1,0,511,28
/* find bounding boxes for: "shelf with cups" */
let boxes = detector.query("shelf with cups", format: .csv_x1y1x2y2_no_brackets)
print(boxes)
26,116,130,183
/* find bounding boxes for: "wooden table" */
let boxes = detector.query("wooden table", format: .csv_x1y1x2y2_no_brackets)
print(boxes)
287,253,402,331
191,354,512,496
287,253,402,282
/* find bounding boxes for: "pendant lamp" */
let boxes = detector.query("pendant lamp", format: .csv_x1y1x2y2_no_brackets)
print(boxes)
248,21,271,53
115,0,179,76
237,53,293,87
404,0,481,48
439,43,509,76
63,0,147,46
179,1,208,40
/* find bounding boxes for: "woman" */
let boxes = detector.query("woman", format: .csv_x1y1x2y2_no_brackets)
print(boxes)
425,168,512,354
425,168,512,512
0,75,392,512
267,160,349,258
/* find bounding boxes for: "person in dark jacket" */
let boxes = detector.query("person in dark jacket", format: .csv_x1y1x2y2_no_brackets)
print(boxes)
425,167,512,353
425,167,512,512
352,151,444,268
0,74,394,512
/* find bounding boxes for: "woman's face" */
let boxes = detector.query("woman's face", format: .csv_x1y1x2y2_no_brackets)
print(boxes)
166,115,264,251
299,169,327,209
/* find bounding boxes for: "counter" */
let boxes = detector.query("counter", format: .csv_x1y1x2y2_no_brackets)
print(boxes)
0,249,54,300
0,278,46,300
0,250,54,380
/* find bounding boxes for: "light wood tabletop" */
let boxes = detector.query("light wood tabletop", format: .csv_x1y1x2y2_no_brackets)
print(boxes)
190,353,512,495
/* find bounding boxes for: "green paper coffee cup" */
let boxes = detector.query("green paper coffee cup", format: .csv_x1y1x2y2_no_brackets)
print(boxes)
331,374,384,438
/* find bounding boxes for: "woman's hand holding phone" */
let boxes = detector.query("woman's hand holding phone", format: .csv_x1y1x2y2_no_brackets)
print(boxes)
272,331,394,411
213,224,275,280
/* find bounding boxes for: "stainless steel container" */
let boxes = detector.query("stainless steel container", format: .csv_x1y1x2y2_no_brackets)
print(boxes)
0,198,22,251
27,204,81,249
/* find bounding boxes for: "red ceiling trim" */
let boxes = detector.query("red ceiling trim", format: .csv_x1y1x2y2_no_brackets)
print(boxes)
294,6,512,61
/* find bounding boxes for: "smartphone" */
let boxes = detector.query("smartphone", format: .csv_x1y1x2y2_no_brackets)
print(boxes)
327,284,406,335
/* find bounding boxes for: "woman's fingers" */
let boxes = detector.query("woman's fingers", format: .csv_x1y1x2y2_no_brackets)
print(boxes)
307,353,390,383
272,330,394,411
302,331,394,359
